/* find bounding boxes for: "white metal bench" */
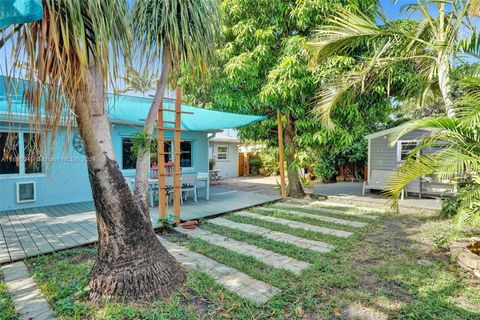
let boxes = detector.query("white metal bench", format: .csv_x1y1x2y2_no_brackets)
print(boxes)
363,169,405,200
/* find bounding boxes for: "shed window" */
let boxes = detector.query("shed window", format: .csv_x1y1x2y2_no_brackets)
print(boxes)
397,141,418,161
217,145,228,160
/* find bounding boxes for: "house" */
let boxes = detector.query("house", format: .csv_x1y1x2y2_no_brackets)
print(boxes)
0,76,264,211
365,125,455,197
208,129,241,178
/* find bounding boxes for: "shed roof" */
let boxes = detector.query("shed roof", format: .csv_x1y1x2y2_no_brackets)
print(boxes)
0,76,265,131
365,124,434,140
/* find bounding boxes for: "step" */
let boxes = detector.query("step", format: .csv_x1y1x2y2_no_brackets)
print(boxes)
258,207,368,228
233,211,353,238
274,202,378,220
285,200,381,218
1,261,57,320
157,236,281,305
209,218,334,253
176,227,311,275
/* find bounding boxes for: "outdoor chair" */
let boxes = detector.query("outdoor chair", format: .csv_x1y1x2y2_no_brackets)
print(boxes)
181,173,198,203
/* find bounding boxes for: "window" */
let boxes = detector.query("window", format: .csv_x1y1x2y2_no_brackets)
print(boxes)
180,141,192,167
122,138,136,169
217,145,228,160
397,140,418,161
0,132,19,174
0,131,43,175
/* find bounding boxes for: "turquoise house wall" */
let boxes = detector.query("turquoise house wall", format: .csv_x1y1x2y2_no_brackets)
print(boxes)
0,122,209,211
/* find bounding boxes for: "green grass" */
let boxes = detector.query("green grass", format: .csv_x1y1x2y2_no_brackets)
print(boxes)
266,204,380,222
0,275,18,320
26,205,480,319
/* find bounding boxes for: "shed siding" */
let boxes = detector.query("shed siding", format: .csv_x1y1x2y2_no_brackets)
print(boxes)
369,129,431,193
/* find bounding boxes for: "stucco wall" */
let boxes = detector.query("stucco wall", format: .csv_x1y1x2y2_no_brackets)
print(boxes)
0,122,209,211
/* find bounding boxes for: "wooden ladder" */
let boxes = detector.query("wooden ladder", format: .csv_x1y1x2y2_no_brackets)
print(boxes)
157,87,193,225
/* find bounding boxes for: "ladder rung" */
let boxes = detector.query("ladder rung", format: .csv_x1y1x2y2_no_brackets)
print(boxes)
158,127,187,132
158,152,181,155
158,108,194,115
162,121,176,124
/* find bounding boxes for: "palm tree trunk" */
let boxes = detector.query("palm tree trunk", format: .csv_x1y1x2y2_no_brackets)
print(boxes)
437,2,455,118
75,64,185,303
133,46,172,215
284,114,305,198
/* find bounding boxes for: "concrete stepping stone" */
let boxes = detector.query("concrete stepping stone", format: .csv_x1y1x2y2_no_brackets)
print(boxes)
283,201,379,220
1,261,56,320
234,211,353,238
209,218,334,253
176,227,311,275
258,207,367,228
158,236,281,305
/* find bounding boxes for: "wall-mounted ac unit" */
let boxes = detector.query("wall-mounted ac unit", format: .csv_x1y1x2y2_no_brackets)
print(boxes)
16,181,36,203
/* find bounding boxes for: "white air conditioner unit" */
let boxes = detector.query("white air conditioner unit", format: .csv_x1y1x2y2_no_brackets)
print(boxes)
16,181,36,203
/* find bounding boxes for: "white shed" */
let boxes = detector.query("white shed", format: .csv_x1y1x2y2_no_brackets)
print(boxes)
209,129,240,178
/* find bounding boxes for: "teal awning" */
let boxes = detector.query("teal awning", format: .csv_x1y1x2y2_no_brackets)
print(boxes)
0,76,265,131
0,0,43,29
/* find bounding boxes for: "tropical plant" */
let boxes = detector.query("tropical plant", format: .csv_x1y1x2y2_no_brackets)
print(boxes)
307,0,478,127
180,0,384,198
5,0,186,302
384,84,480,224
130,0,220,212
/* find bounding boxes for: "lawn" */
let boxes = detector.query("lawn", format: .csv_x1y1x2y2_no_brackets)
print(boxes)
0,274,18,320
26,204,480,319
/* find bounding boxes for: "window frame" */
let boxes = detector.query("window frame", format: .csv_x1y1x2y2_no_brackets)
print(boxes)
396,140,419,162
0,130,45,178
216,145,229,161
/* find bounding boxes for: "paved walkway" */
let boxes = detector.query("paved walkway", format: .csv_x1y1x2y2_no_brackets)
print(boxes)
236,211,353,238
176,227,311,275
209,218,334,253
0,187,280,264
1,261,56,319
256,207,368,228
158,237,281,305
274,202,379,220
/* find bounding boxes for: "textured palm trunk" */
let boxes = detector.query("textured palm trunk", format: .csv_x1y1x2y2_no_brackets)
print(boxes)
133,47,172,215
76,64,186,303
284,115,305,198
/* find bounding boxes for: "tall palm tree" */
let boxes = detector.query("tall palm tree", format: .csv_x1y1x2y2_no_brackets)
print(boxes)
306,0,476,127
6,0,185,302
384,75,480,224
130,0,220,213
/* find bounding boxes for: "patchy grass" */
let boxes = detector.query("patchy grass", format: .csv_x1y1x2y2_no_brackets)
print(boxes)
27,206,480,319
0,275,18,320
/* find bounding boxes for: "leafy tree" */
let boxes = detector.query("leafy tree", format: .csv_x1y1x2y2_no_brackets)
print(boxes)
181,0,385,197
130,0,220,213
6,0,186,302
307,0,478,126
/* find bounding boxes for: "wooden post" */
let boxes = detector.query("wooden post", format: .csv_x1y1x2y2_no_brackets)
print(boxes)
173,87,182,225
277,111,287,198
157,97,167,218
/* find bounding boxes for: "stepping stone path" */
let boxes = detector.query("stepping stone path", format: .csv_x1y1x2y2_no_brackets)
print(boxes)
277,202,379,220
1,261,56,320
157,236,281,305
176,227,311,275
257,207,367,228
209,218,334,253
234,211,353,238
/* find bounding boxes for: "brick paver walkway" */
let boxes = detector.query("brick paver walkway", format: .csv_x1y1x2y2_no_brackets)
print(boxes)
1,261,56,320
176,227,311,275
234,211,353,238
158,236,281,305
209,218,334,253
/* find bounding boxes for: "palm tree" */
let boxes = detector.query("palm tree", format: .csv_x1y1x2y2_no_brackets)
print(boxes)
6,0,185,302
130,0,220,213
384,77,480,224
306,0,476,127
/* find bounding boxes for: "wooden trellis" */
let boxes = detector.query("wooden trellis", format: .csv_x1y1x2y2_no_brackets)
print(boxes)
157,87,192,225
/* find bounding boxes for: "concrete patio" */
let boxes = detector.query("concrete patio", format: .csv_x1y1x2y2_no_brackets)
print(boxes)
0,185,280,264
